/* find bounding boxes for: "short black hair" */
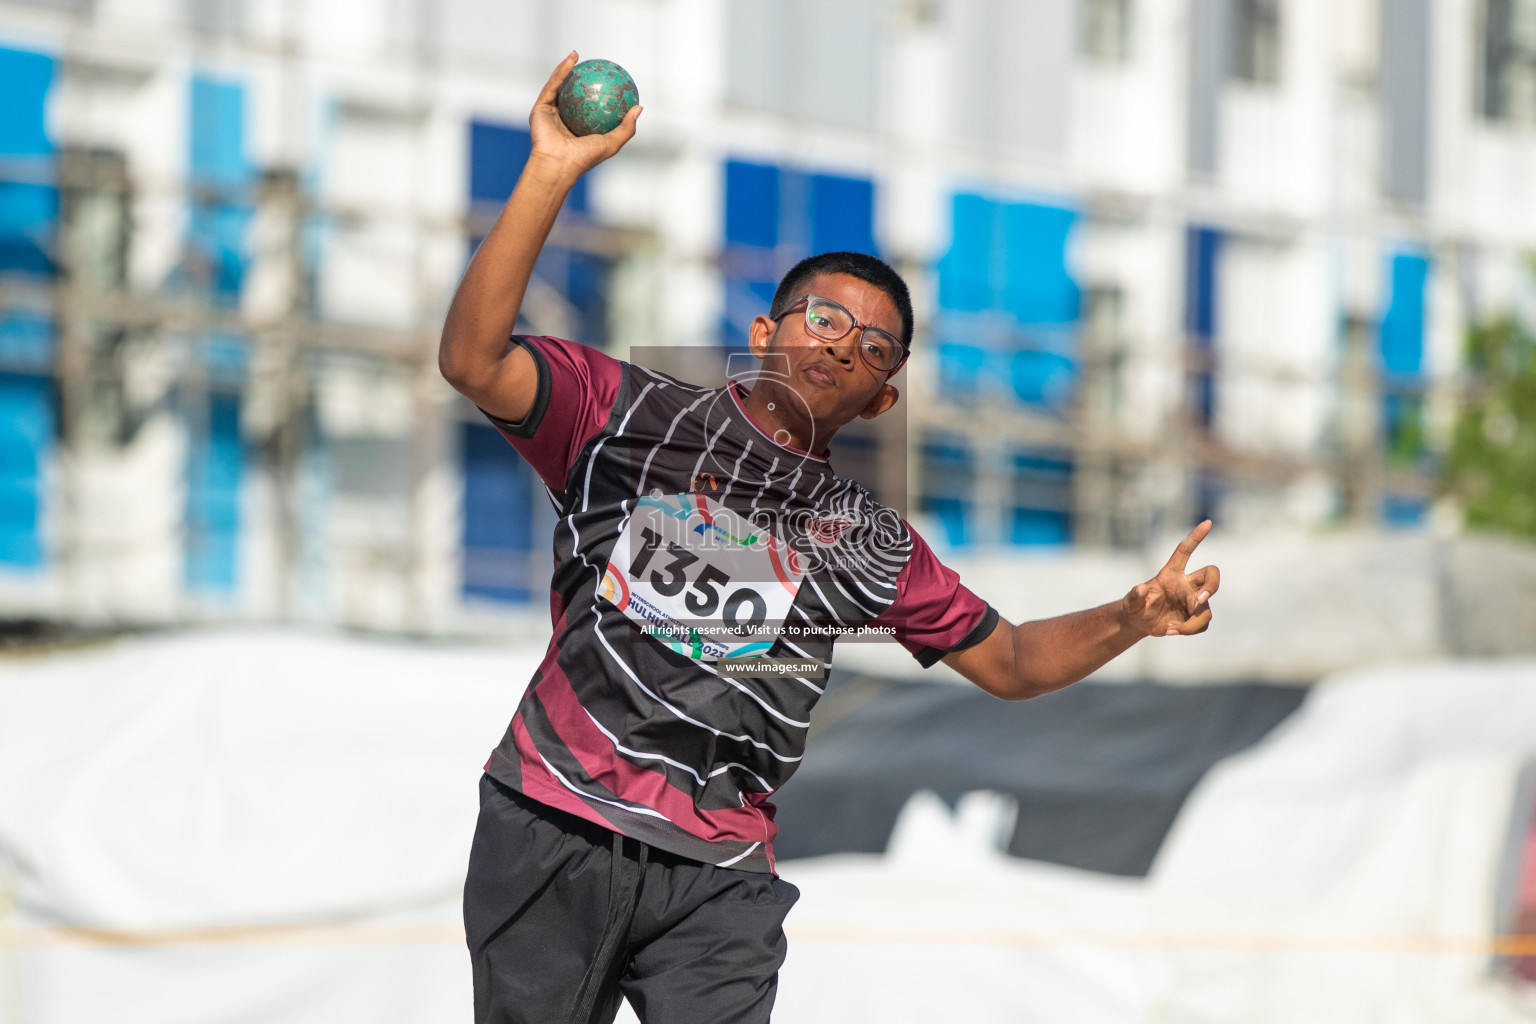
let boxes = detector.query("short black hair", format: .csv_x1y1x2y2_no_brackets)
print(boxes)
769,251,914,351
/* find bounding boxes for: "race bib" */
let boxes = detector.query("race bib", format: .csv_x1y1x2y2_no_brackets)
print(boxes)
598,494,803,662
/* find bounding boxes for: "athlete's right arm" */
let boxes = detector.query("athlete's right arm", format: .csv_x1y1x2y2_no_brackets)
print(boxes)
438,51,641,424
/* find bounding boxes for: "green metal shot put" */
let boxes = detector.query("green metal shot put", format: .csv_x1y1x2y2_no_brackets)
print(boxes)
556,59,639,137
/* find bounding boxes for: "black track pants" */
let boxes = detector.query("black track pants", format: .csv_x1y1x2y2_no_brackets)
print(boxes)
464,774,800,1024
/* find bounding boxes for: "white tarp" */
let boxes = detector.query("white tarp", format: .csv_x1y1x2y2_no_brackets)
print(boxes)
775,660,1536,1023
0,629,533,1024
2,630,1534,1023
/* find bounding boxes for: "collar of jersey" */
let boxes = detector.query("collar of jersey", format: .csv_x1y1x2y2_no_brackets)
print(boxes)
726,380,831,463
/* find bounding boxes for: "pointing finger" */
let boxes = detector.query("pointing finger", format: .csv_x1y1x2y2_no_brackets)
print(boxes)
1163,519,1212,573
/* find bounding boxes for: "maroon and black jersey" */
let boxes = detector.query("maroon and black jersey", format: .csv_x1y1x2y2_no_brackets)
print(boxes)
484,336,998,873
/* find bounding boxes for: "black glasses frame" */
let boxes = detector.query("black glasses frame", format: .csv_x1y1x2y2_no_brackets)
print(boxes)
771,294,908,374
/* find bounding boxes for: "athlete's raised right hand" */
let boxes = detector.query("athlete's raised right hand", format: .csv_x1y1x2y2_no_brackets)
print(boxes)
527,52,642,181
440,53,638,421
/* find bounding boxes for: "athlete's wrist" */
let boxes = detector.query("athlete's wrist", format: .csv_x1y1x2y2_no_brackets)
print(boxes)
1114,592,1152,640
521,151,587,191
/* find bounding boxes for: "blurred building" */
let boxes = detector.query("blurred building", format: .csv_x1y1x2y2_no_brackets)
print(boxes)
0,0,1532,632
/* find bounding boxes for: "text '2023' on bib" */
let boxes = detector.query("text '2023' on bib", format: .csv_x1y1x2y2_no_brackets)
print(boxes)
598,494,802,662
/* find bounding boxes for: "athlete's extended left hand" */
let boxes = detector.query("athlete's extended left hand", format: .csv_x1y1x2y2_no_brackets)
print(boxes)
1120,520,1221,638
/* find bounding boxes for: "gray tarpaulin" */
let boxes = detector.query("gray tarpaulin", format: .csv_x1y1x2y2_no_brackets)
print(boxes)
772,675,1309,875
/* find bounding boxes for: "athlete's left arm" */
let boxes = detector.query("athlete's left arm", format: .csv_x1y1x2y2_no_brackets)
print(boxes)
942,520,1220,701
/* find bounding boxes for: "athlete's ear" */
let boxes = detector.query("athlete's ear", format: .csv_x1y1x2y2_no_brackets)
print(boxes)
858,383,898,420
747,314,777,359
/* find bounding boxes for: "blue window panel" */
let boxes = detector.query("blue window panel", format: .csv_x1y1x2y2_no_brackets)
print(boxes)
809,173,875,256
1010,347,1077,406
721,158,876,346
1013,451,1073,476
0,182,58,276
938,193,998,313
0,46,57,277
937,341,986,394
940,195,1080,324
525,246,608,345
466,233,605,344
1379,251,1430,473
725,160,779,249
1008,450,1073,547
1184,226,1223,343
461,421,535,603
190,76,249,188
565,249,608,344
189,202,250,305
1184,226,1223,428
724,161,877,255
777,169,814,253
1000,201,1079,325
467,121,597,344
0,371,52,568
1381,492,1428,528
1380,250,1429,375
469,120,530,202
0,46,54,156
920,437,974,547
205,331,249,374
720,165,784,347
1010,508,1071,546
469,120,587,212
722,275,777,347
185,393,243,591
935,333,1079,408
924,437,972,464
938,193,1081,410
203,329,250,388
0,310,53,372
924,497,971,548
189,76,251,305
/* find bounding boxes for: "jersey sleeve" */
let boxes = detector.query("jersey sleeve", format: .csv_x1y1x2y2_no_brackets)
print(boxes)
870,523,1000,668
480,335,624,492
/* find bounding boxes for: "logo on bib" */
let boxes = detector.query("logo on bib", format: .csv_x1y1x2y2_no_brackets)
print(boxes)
598,565,630,610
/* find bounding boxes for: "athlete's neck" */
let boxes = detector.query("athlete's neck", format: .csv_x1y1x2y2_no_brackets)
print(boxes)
733,380,837,456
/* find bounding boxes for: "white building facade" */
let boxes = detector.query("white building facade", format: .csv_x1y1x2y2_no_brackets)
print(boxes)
0,0,1530,632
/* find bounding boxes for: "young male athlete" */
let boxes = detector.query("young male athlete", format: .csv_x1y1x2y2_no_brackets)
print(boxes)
440,53,1221,1024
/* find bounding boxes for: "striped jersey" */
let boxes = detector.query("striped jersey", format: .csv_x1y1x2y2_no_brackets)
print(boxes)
484,336,999,874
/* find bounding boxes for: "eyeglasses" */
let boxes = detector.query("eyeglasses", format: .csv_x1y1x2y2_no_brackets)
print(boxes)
772,295,907,374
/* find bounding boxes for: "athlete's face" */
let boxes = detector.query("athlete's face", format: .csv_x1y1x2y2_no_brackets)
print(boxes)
746,272,904,435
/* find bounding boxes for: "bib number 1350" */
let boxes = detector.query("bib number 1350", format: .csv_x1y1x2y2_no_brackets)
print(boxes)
598,494,802,661
626,525,768,634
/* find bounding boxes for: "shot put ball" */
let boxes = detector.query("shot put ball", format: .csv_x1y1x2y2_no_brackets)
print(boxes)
556,59,639,137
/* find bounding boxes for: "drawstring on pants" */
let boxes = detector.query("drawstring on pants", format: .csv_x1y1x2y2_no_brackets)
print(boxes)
565,831,648,1024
